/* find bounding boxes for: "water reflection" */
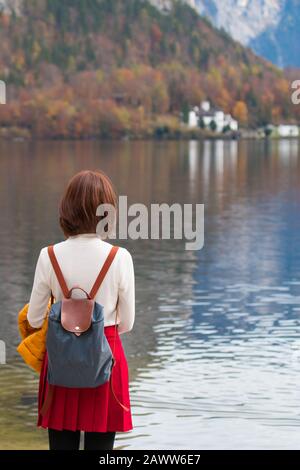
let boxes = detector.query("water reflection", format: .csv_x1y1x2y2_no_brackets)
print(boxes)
1,139,300,449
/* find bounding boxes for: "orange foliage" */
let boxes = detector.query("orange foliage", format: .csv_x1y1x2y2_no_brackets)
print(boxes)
233,101,249,126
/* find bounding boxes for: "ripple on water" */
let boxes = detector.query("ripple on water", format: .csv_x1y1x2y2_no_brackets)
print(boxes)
2,140,300,449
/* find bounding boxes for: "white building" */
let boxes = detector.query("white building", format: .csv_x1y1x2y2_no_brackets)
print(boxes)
188,107,199,128
188,101,239,132
277,125,299,138
0,0,21,14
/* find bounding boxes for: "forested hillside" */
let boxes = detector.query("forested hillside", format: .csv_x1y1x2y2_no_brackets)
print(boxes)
0,0,298,139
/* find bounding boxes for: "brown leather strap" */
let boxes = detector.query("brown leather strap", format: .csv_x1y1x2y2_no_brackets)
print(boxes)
45,244,127,411
48,246,69,298
109,296,130,412
89,246,119,300
48,245,119,300
109,360,130,412
41,367,129,415
40,384,54,417
67,286,91,299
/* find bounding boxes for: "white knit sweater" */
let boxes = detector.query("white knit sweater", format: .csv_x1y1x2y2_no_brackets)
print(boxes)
27,234,135,334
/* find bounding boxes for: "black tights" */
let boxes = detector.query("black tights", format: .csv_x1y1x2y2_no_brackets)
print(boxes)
48,428,116,450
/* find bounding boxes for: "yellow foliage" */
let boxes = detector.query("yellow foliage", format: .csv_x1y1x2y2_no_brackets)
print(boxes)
233,100,249,126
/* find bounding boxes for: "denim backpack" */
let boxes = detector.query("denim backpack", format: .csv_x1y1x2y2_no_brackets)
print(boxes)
41,244,129,416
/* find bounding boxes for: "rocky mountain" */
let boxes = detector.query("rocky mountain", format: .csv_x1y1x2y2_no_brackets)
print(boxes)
149,0,197,10
250,0,300,67
2,0,299,67
195,0,283,45
194,0,300,68
149,0,300,67
0,0,298,139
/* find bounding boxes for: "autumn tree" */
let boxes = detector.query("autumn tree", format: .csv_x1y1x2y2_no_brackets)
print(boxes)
233,101,249,127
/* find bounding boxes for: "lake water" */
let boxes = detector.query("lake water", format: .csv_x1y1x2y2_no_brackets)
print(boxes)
1,139,300,449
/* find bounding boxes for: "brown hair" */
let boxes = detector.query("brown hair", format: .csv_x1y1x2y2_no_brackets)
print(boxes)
59,170,117,237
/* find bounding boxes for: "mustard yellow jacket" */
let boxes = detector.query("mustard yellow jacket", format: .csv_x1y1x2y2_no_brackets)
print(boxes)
17,302,50,373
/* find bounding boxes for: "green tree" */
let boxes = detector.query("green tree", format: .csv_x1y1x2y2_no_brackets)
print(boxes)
210,120,217,132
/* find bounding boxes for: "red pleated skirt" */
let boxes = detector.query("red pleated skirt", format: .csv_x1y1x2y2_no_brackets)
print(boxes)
37,326,133,433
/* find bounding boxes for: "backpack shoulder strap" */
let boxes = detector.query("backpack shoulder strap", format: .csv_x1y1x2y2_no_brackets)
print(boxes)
89,246,119,300
48,245,70,298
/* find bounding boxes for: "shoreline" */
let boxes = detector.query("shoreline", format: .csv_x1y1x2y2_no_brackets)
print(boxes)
0,127,299,143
